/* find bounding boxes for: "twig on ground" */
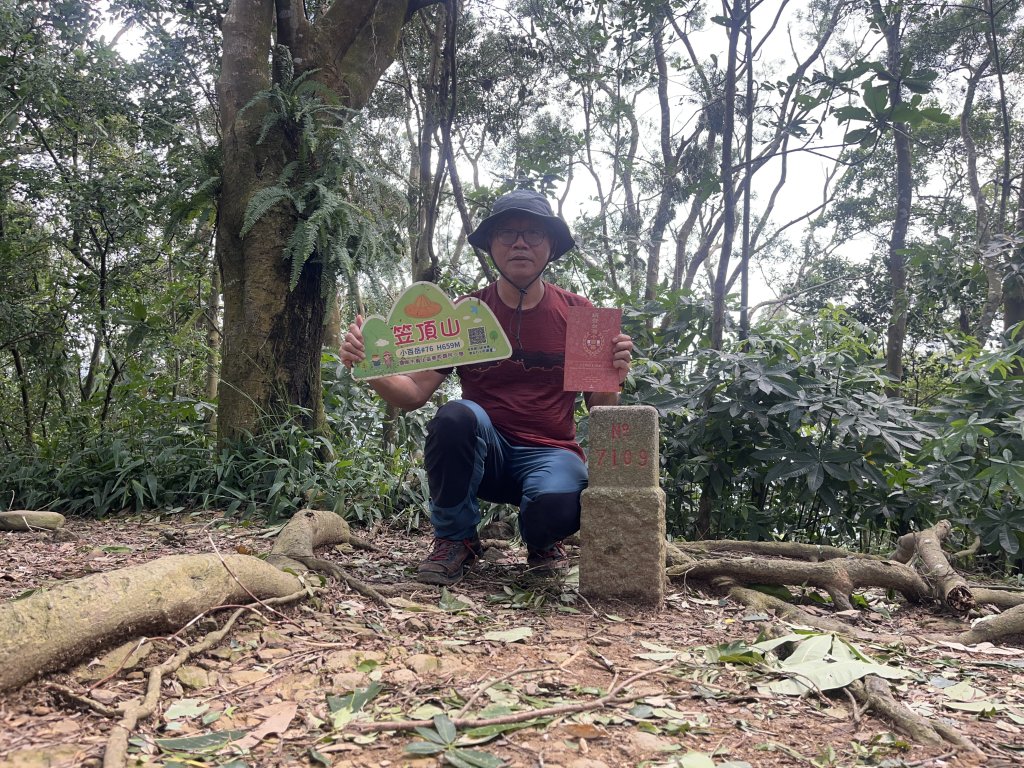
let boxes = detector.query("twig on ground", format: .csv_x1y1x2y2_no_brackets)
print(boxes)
456,666,549,717
206,530,309,629
86,637,152,692
346,664,672,734
44,682,123,718
102,590,307,768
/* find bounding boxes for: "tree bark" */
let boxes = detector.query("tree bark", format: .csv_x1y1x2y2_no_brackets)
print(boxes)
216,0,415,441
872,0,911,391
0,554,303,693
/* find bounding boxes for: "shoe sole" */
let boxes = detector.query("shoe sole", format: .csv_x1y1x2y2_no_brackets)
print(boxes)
416,568,466,586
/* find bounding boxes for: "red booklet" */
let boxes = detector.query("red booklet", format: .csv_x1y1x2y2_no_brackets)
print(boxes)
563,306,622,392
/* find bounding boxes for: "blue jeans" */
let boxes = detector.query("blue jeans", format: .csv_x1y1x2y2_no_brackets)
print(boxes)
423,400,588,549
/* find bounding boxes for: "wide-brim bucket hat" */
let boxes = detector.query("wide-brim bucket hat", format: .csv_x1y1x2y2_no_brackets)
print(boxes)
467,189,576,260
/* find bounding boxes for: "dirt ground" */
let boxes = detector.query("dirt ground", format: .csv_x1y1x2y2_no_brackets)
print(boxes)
1,513,1023,768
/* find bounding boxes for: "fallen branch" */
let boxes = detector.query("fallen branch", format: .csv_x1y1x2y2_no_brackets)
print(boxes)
102,590,307,768
345,664,672,733
669,556,929,611
672,539,872,562
850,675,980,753
970,587,1024,609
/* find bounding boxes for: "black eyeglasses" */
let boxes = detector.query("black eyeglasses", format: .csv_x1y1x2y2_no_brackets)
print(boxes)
493,228,548,247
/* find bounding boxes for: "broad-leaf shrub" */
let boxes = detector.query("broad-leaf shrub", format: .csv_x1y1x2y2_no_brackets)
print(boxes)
911,340,1024,564
629,307,930,545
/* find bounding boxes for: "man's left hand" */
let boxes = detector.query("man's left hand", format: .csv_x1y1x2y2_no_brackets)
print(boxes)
611,333,633,385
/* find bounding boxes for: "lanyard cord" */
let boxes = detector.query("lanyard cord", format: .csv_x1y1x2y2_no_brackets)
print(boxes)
489,257,549,351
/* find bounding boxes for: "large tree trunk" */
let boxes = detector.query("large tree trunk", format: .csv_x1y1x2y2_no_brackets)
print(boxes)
216,0,416,441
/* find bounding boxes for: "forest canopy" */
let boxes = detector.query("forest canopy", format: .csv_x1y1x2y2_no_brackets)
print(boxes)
2,0,1024,568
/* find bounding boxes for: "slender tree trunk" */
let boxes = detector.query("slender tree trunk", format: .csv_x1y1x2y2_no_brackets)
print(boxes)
204,259,221,431
961,61,1001,342
11,348,33,449
873,0,911,391
710,0,743,351
645,14,676,304
1008,179,1024,340
696,0,744,540
409,7,446,284
738,0,754,341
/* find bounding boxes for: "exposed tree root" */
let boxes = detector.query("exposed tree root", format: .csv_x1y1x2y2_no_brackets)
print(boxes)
724,584,911,645
971,586,1024,609
672,539,873,562
102,591,307,768
956,602,1024,645
0,509,65,531
892,520,975,613
665,541,697,567
850,675,980,753
669,555,929,611
267,508,388,605
668,519,1024,645
0,508,379,695
0,554,302,693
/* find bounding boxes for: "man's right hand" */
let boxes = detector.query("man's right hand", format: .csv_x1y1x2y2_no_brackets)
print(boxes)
339,313,446,410
339,314,365,369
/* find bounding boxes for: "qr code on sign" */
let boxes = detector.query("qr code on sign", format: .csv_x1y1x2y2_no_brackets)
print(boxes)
468,327,486,345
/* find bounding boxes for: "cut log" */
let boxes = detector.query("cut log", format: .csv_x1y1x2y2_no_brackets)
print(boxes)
0,554,301,692
892,520,975,613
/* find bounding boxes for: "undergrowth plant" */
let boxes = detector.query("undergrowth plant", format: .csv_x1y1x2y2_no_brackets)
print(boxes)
910,339,1024,568
0,353,431,526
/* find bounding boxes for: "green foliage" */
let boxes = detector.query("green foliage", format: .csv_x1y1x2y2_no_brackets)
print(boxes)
627,306,923,543
0,354,431,526
405,714,506,768
239,61,401,296
911,341,1024,562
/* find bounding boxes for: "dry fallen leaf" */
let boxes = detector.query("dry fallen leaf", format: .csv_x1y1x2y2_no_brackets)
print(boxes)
234,701,298,750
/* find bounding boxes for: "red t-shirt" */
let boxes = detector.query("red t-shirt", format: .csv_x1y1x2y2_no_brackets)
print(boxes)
454,282,593,460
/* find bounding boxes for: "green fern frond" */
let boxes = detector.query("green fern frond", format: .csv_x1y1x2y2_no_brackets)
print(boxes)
293,73,332,101
236,90,271,121
241,185,293,237
286,221,313,290
164,174,221,239
278,162,299,186
257,104,285,145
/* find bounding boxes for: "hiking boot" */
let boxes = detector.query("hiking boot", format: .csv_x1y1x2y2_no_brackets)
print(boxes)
526,541,570,575
416,536,483,585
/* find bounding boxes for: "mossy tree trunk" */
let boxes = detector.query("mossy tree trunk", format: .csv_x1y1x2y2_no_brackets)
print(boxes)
216,0,428,441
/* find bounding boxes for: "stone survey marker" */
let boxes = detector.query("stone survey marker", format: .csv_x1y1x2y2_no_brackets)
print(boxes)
580,405,666,604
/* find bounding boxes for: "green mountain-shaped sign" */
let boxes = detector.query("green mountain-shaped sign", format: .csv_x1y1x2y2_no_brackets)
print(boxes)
352,282,512,380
